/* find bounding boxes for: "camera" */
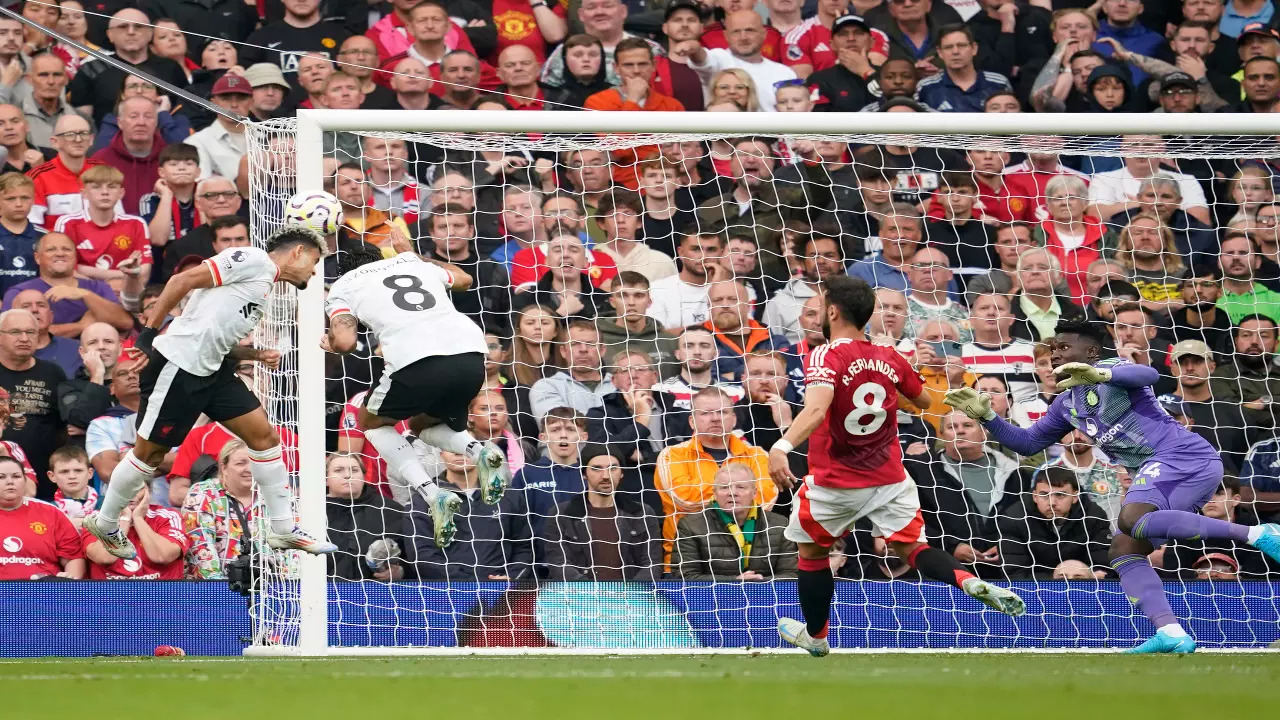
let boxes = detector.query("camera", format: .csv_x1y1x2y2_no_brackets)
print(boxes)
227,551,259,597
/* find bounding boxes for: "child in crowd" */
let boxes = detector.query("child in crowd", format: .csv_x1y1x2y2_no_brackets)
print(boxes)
56,164,150,284
142,145,202,266
49,445,97,529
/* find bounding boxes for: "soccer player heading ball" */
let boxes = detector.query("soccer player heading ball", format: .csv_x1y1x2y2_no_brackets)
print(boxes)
769,275,1025,658
323,242,511,548
83,225,339,559
945,319,1280,654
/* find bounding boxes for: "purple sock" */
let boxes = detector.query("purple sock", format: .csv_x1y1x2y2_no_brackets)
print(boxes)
1130,510,1250,543
1112,554,1177,628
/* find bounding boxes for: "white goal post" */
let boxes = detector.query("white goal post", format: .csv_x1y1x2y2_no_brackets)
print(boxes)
244,109,1280,657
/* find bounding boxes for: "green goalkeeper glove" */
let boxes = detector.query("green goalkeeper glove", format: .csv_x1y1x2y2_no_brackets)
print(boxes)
1053,362,1112,390
943,388,996,421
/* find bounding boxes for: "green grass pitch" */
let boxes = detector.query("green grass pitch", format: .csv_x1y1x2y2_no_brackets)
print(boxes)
4,654,1278,719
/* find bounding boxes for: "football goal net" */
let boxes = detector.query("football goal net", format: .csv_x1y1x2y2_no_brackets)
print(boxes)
243,110,1280,655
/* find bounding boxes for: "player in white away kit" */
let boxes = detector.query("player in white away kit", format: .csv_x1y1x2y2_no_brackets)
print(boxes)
324,245,510,547
83,226,337,559
768,276,1025,656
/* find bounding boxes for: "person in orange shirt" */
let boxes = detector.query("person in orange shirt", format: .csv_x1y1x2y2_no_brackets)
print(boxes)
584,37,684,190
332,162,410,257
655,386,778,565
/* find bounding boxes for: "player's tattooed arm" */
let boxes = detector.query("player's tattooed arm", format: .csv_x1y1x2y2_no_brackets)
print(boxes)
324,313,359,354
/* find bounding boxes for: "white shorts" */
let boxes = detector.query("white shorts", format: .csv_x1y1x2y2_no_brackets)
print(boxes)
784,476,926,548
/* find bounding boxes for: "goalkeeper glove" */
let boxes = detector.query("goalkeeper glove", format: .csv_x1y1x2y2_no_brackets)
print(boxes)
943,388,996,421
1053,362,1112,390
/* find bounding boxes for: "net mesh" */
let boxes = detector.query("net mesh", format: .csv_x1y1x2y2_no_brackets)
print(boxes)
244,117,1280,651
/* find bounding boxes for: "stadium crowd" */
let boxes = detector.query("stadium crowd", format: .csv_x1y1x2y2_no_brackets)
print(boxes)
0,0,1276,584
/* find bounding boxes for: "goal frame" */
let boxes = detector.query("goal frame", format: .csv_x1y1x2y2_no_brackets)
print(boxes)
249,109,1280,658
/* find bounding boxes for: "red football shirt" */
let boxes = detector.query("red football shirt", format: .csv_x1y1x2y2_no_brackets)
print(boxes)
338,390,406,496
81,505,187,579
0,498,83,579
168,422,299,481
55,213,151,270
804,338,923,489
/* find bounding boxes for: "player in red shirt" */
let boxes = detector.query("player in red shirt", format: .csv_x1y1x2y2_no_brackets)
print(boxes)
0,456,84,579
82,486,186,579
767,276,1025,656
54,164,151,283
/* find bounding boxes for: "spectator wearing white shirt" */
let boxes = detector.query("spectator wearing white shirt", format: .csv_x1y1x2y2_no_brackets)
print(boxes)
184,73,251,183
85,357,141,481
648,232,726,330
1086,136,1211,226
671,10,798,111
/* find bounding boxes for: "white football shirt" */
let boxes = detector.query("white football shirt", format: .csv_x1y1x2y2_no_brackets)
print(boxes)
153,246,278,377
325,252,488,373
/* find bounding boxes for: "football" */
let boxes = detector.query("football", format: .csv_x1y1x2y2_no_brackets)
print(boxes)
284,190,343,234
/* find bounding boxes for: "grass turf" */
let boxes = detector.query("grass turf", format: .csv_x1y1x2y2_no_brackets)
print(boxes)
3,654,1275,719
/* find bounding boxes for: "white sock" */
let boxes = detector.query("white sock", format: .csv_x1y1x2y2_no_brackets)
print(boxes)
97,451,158,532
366,426,440,501
1158,623,1187,637
1248,525,1265,543
247,445,295,535
418,424,483,460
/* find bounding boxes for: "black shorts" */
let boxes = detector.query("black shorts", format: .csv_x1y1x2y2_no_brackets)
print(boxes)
363,353,485,431
136,352,261,447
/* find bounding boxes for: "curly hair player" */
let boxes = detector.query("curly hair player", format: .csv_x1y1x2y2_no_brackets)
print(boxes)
83,226,337,558
323,244,510,548
769,275,1025,657
945,318,1280,654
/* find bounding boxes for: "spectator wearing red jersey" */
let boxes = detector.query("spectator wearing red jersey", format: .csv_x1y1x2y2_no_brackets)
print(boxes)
0,456,82,579
496,45,546,110
366,0,481,63
376,2,500,95
477,0,567,63
786,0,884,80
651,1,708,111
1037,173,1105,305
964,148,1037,224
806,12,876,112
1002,149,1090,222
701,0,784,62
83,485,186,579
55,164,151,284
29,113,99,229
90,95,166,217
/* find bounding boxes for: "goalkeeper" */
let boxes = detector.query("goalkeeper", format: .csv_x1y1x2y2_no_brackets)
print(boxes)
945,319,1280,654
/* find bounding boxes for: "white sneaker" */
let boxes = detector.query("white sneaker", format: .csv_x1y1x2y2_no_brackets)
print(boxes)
82,512,136,559
778,617,830,657
266,527,337,554
962,578,1026,617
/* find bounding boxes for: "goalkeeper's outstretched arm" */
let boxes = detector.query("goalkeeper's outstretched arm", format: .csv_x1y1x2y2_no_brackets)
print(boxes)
981,396,1074,457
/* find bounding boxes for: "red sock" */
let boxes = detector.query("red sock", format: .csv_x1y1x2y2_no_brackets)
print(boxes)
907,545,976,589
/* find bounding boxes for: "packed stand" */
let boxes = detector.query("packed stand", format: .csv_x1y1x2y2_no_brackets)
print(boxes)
0,0,1275,584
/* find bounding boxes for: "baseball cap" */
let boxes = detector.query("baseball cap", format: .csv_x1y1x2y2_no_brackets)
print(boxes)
1159,71,1197,92
211,73,252,97
1170,339,1212,362
832,13,870,32
1192,552,1240,573
243,63,290,90
1239,22,1280,41
664,0,706,21
1095,279,1141,300
1156,394,1188,418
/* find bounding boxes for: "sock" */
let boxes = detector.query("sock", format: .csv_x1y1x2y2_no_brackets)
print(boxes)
1130,510,1250,544
1113,554,1178,628
907,545,977,589
1159,623,1188,637
795,555,834,638
247,445,295,535
97,451,158,533
1248,526,1265,543
418,424,483,460
366,426,440,501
